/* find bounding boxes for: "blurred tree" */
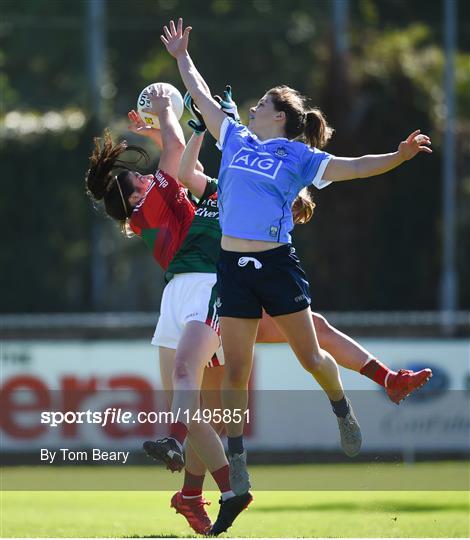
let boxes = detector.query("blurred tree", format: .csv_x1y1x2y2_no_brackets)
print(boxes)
1,0,469,312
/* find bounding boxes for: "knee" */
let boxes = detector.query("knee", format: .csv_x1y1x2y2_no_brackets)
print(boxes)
300,349,333,375
313,313,333,344
225,363,250,389
303,354,322,374
173,357,191,383
313,312,331,335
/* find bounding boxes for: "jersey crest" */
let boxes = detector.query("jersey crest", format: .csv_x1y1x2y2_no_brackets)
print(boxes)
274,146,288,158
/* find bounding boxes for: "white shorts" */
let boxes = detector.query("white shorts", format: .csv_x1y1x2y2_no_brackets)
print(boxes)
152,273,224,367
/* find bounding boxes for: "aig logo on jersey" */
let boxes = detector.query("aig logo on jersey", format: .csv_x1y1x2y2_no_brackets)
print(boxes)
229,147,283,179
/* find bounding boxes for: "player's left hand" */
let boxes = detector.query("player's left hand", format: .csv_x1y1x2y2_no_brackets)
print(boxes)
142,84,172,115
184,91,206,134
161,18,192,59
398,130,432,161
214,85,240,121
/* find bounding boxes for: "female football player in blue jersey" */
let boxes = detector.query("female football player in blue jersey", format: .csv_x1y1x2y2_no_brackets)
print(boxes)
161,17,432,498
180,91,432,412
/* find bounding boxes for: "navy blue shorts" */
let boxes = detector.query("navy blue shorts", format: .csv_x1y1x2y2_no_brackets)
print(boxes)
216,244,311,318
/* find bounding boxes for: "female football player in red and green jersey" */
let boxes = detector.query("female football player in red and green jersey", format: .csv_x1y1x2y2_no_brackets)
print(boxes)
86,85,240,535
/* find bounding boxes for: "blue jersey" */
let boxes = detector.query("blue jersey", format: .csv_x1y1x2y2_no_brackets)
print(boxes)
216,117,333,243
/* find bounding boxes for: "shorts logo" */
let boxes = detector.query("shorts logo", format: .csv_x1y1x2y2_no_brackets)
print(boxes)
229,147,283,179
215,297,222,308
294,294,307,303
238,256,263,270
270,226,278,237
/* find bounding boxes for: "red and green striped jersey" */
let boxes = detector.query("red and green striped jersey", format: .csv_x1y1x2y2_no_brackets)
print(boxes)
165,178,221,280
129,170,195,270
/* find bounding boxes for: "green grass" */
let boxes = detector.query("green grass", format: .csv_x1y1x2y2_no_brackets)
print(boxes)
1,465,469,537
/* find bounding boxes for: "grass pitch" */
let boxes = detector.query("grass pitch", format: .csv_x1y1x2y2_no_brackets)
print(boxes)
1,464,469,537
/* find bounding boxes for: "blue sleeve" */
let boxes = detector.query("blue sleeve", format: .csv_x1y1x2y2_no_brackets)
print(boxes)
299,145,334,189
216,117,249,151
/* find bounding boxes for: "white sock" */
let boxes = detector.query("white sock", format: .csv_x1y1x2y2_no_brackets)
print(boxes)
221,490,236,501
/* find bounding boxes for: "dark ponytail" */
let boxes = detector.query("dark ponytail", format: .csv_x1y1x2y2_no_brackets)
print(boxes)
85,129,149,225
267,86,334,149
304,108,334,149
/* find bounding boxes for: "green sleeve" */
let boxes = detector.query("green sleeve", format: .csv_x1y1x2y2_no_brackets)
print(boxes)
198,177,218,204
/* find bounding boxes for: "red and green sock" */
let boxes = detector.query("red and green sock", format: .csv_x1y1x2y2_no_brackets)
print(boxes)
169,421,188,447
360,357,396,387
211,465,235,501
182,470,205,498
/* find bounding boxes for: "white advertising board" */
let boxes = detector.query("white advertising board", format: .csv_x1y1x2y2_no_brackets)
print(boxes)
1,339,469,453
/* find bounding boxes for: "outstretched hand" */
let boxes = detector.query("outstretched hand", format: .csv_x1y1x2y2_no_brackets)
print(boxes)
161,18,192,59
398,130,432,161
127,109,160,137
214,85,240,121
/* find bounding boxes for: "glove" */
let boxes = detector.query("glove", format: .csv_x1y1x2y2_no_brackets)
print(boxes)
214,85,240,122
183,91,206,135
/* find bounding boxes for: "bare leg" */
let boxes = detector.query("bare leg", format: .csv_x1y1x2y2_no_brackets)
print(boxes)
257,309,372,371
201,365,225,435
183,366,225,476
219,317,259,438
256,309,432,404
272,308,362,457
308,315,432,401
273,308,344,401
159,343,227,472
160,347,205,477
311,313,373,371
171,320,220,422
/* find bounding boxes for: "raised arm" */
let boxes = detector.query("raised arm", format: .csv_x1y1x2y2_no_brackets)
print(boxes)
160,18,226,140
322,130,432,182
128,109,163,150
143,85,185,180
178,132,209,199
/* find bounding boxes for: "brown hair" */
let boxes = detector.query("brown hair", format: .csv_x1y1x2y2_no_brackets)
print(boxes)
85,129,149,227
267,85,334,149
292,188,315,225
